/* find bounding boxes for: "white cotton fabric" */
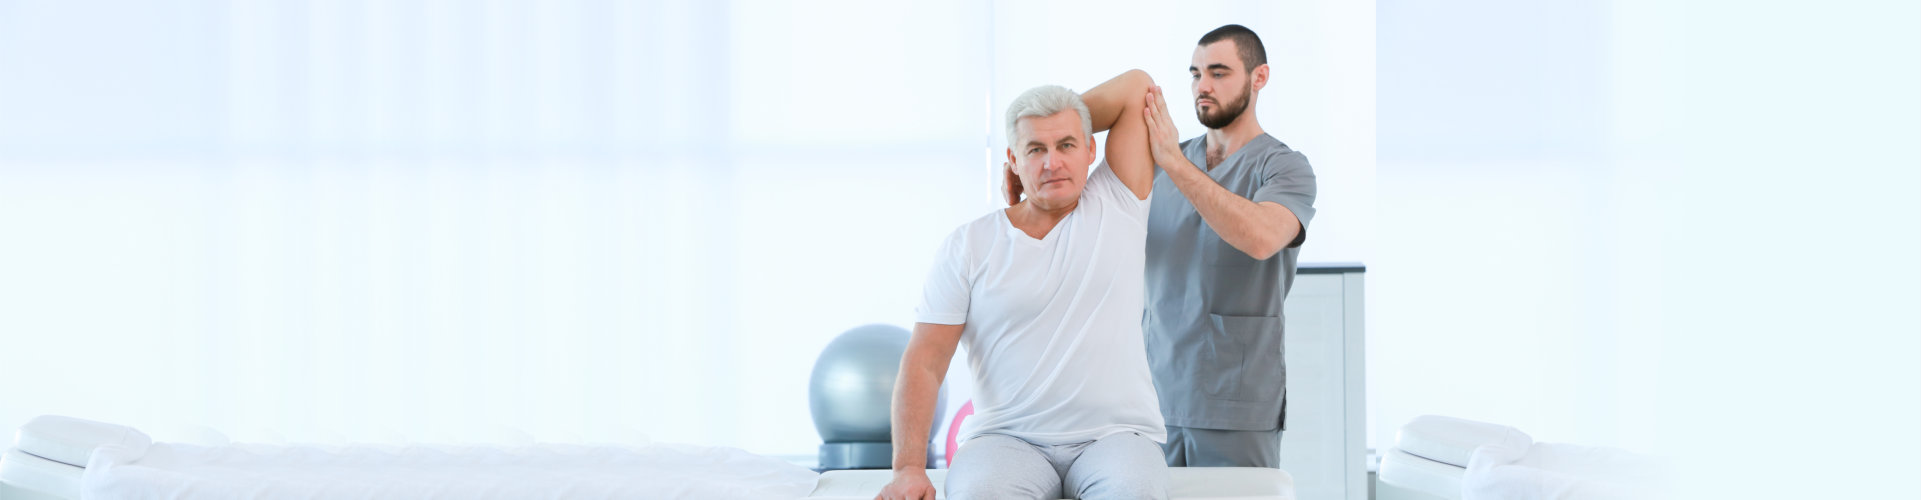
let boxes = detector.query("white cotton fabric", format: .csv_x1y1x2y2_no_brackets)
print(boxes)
916,163,1165,446
79,441,818,500
15,415,152,468
1396,415,1532,468
1462,440,1671,500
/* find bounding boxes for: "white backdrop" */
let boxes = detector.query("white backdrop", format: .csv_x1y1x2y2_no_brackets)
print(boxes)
0,0,1374,457
1376,1,1920,498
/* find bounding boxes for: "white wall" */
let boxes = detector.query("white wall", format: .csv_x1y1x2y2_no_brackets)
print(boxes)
0,0,1374,458
1376,0,1921,497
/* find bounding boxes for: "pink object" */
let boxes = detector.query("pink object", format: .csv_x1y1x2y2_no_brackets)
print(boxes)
944,400,974,467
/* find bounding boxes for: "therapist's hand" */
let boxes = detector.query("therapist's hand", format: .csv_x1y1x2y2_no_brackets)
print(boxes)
1003,158,1023,206
875,469,939,500
1143,85,1189,171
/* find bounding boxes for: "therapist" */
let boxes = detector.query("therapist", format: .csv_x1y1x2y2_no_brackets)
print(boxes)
1139,24,1318,468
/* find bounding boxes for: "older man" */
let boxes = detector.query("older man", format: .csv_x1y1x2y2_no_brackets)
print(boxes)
875,70,1166,500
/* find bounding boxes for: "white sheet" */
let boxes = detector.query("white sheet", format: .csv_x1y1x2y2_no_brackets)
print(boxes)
80,441,818,500
1462,441,1669,500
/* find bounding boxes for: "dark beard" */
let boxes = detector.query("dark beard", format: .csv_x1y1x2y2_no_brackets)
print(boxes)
1196,81,1251,129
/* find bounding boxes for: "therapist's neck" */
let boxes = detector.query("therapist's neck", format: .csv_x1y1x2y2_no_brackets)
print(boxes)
1204,98,1266,162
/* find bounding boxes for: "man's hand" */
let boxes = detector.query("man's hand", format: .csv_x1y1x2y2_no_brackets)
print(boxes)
875,469,939,500
1143,85,1190,171
1003,158,1022,206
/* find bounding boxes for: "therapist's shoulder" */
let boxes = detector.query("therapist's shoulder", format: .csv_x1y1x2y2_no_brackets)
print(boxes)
1250,135,1314,175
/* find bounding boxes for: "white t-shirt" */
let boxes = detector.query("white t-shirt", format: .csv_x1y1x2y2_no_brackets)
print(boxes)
916,162,1167,446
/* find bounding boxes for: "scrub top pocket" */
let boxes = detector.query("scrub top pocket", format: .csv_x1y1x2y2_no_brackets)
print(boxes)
1203,313,1286,402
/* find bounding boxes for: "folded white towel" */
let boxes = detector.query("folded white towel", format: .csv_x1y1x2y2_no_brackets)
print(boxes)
14,415,151,467
1397,415,1532,468
1463,441,1669,500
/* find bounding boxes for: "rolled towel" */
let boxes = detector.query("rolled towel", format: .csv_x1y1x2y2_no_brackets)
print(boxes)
14,415,152,467
1397,415,1532,468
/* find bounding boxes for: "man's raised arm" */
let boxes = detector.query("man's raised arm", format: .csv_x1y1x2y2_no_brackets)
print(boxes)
1080,69,1157,200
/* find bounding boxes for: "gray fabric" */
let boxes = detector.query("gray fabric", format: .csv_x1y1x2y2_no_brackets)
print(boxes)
1144,134,1317,432
945,432,1168,500
1161,425,1283,468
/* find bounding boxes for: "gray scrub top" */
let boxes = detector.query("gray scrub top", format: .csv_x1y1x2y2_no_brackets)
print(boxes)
1144,133,1317,432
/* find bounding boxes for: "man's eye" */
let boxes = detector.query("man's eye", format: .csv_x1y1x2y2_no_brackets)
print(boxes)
1028,148,1043,155
1213,72,1226,78
1061,143,1075,150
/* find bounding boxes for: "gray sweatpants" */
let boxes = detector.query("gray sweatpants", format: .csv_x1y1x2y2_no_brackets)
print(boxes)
944,432,1168,500
1161,425,1282,468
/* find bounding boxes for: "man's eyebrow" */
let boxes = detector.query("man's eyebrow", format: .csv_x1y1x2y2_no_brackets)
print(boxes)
1206,63,1233,72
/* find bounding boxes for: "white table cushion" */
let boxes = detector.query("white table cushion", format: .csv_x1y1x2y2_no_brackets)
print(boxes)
1395,415,1530,468
807,467,1294,499
1378,447,1464,500
14,415,151,468
1,447,84,499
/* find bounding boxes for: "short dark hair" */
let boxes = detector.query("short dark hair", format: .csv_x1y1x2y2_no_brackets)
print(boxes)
1197,24,1267,71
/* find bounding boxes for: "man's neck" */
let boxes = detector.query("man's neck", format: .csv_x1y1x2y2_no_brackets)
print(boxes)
1202,114,1265,169
1007,198,1077,240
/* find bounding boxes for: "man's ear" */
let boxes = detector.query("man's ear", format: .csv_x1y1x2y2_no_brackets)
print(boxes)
1006,147,1016,168
1251,63,1270,92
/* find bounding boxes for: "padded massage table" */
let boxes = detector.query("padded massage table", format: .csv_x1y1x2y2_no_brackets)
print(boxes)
2,415,1298,500
807,467,1296,499
0,415,818,500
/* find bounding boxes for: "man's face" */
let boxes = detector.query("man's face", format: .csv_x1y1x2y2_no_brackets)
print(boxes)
1009,110,1094,205
1191,41,1253,129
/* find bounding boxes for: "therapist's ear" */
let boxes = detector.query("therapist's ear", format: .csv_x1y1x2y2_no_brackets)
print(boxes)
1251,63,1270,92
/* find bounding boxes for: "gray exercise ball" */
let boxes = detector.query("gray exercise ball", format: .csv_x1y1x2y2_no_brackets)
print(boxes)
809,323,911,469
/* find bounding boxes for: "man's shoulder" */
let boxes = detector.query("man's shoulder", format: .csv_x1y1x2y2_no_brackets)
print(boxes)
1243,135,1311,171
946,209,1008,244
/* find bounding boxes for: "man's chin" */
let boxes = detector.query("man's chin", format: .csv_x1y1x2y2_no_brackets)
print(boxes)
1034,186,1082,202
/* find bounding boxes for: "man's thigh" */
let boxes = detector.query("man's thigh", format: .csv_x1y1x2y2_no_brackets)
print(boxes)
1063,432,1168,500
1164,425,1282,468
945,434,1061,500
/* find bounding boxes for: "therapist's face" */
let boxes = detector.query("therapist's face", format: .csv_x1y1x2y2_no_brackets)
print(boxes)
1191,40,1263,130
1008,110,1094,207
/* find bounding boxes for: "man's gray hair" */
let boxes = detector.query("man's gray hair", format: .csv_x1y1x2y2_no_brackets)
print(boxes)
1006,85,1093,148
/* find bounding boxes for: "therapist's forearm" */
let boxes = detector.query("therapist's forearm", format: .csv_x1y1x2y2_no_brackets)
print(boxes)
1162,155,1299,259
